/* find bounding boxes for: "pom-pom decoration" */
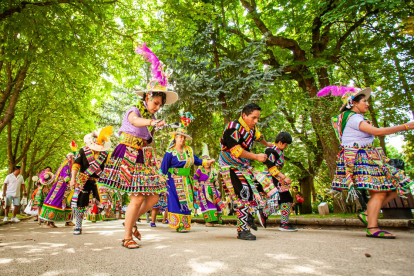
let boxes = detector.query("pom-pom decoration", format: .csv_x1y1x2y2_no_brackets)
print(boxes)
179,111,195,127
97,126,113,146
70,140,78,152
317,86,355,97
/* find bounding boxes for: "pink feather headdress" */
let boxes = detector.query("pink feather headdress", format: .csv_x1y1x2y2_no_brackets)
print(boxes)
135,43,167,86
317,86,355,97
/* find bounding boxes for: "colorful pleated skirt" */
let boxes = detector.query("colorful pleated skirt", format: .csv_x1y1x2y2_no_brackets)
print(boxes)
98,144,167,195
332,146,412,194
39,179,73,222
153,192,168,211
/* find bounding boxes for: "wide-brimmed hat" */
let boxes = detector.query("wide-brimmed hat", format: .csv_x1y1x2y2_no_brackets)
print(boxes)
39,171,54,186
167,111,195,149
84,126,113,152
169,127,193,140
339,87,371,112
135,79,178,105
135,43,179,105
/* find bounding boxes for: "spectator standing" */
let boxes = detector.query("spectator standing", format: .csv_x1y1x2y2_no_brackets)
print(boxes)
291,186,302,215
3,166,27,222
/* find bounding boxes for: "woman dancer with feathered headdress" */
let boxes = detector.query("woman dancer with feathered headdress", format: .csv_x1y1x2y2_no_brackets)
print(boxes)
319,85,414,239
98,44,178,249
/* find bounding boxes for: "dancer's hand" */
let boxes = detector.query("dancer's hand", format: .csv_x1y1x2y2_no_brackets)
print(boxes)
70,179,76,188
254,194,262,201
255,153,267,162
285,177,292,184
207,159,215,165
152,120,165,128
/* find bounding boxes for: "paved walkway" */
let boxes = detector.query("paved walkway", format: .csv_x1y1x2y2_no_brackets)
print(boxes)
1,219,413,275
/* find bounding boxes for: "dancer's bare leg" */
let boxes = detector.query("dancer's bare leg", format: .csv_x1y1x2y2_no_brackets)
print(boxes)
151,208,160,223
124,194,145,239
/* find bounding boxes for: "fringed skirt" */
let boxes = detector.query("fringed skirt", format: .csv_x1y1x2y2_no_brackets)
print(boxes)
153,192,168,211
332,146,412,195
98,144,167,195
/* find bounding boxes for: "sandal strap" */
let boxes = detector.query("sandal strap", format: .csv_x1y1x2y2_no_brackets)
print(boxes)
122,239,139,248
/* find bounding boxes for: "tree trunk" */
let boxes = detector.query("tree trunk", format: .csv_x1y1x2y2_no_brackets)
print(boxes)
299,175,314,214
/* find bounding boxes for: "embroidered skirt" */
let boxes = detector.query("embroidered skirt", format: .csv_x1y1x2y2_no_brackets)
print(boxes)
153,192,168,211
167,172,194,230
332,146,412,194
196,183,224,223
39,178,73,222
32,185,52,208
98,144,167,195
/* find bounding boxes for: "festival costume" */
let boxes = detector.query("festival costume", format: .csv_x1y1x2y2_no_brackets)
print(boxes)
97,101,167,196
98,44,177,196
86,198,104,222
40,148,77,222
193,167,225,224
71,127,112,234
263,144,295,228
219,117,276,237
162,113,207,232
32,171,55,213
318,86,413,201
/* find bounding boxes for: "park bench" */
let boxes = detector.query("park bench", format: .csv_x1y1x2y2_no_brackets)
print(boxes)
381,159,414,219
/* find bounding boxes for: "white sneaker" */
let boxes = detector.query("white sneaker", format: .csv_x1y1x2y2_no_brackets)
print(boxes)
3,217,8,222
11,217,20,222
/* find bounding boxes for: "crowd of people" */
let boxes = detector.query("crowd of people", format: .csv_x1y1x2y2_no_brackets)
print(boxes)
2,45,413,248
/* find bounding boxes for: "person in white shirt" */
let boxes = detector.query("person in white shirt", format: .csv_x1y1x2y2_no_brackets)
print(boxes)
3,166,27,222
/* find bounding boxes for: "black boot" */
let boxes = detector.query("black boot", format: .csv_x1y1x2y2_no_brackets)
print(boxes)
237,230,256,240
247,213,258,231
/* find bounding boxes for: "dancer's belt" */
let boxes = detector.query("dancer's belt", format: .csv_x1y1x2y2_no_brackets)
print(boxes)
168,168,191,176
199,181,217,189
120,132,145,149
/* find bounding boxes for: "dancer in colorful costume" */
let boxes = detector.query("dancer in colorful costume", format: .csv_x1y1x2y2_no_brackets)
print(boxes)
193,143,225,226
219,103,274,240
39,141,78,227
70,127,112,235
318,86,414,239
98,43,177,249
162,112,215,233
86,196,103,222
33,169,55,226
262,131,297,231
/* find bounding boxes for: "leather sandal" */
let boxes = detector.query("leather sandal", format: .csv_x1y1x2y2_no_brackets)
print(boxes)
65,221,75,227
122,222,141,240
132,225,142,240
122,238,139,249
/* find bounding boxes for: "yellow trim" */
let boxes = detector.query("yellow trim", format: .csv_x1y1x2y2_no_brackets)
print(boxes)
119,132,144,149
230,145,243,158
72,164,81,172
202,159,208,167
238,117,250,132
268,166,280,177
